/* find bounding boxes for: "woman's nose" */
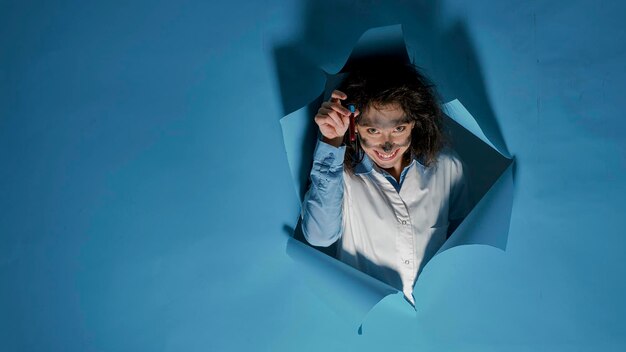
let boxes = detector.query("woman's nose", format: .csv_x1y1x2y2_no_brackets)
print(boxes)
382,141,394,152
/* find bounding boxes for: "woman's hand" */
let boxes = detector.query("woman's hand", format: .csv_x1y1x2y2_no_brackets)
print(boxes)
314,90,359,147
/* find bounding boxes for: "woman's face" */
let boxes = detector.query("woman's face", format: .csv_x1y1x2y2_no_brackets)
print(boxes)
356,103,414,172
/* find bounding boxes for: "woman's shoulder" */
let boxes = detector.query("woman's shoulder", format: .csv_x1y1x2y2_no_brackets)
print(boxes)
433,146,464,172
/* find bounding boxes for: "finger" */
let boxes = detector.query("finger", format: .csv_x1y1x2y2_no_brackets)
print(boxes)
315,120,341,139
317,107,335,117
322,101,351,116
330,90,347,103
315,111,343,131
340,114,350,130
324,110,345,130
318,107,343,122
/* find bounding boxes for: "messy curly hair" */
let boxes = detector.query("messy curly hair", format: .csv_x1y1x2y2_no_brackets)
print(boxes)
338,63,446,170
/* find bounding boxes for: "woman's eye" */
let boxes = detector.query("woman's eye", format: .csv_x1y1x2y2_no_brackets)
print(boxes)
395,126,406,132
367,128,378,134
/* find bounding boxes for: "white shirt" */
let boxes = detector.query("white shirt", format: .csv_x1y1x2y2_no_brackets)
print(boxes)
301,140,470,304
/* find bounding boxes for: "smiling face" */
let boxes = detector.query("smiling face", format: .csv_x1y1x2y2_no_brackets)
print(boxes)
356,103,415,175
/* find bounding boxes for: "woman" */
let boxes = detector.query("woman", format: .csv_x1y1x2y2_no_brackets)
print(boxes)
301,64,470,305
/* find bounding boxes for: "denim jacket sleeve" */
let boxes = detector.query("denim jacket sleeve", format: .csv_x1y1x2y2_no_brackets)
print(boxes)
300,138,346,247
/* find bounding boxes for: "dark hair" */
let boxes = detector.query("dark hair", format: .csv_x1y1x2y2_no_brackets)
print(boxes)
338,63,446,170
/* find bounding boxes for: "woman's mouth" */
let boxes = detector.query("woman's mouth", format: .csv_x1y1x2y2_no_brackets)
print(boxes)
374,149,399,161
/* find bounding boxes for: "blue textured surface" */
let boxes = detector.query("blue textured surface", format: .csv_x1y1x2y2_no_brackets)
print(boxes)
2,0,626,351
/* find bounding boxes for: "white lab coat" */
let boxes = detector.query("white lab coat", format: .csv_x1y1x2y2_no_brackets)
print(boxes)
337,147,470,304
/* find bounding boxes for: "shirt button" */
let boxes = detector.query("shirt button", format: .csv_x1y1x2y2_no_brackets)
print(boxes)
401,220,408,225
404,260,410,264
329,152,334,157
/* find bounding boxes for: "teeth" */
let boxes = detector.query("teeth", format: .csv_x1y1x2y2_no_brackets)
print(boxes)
376,150,397,159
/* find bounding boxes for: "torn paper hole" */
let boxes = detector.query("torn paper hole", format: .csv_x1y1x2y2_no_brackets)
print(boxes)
278,24,514,332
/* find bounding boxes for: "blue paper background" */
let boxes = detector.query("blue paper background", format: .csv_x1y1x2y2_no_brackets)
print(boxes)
2,0,625,351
